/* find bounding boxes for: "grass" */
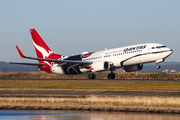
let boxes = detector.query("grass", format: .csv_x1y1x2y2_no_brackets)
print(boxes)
0,72,180,91
147,73,166,79
0,80,180,91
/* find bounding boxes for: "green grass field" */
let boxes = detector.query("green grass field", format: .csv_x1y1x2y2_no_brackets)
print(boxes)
0,80,180,91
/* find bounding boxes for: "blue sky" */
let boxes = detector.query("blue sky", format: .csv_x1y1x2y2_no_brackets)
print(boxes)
0,0,180,62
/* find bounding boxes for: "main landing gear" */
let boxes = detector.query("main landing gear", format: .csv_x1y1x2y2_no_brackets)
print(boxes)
88,71,115,79
88,73,96,79
107,70,115,79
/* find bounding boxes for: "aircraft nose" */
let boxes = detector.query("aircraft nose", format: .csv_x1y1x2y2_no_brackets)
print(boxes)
168,48,173,56
170,49,173,54
163,48,173,60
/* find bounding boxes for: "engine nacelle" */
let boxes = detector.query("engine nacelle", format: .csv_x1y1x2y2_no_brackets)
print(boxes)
90,61,110,72
123,64,143,72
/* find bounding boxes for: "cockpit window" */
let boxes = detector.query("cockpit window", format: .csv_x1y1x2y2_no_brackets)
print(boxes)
152,46,166,49
156,46,166,49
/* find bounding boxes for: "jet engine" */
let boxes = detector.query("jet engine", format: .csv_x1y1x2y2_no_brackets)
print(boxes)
123,64,143,72
90,61,110,72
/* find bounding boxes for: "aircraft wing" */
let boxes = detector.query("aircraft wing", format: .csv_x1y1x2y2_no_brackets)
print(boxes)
8,62,45,67
14,45,92,67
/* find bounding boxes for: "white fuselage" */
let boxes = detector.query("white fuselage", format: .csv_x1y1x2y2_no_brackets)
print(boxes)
51,43,172,74
82,43,172,68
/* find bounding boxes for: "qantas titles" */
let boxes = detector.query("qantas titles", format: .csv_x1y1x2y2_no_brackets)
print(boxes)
124,45,147,52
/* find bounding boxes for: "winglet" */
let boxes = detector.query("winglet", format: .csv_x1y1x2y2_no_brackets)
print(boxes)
15,45,27,58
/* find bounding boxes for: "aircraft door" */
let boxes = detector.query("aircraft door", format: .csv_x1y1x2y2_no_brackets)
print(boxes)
144,46,151,62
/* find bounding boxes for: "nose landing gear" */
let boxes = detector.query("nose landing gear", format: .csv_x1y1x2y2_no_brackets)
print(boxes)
156,64,161,69
156,59,164,69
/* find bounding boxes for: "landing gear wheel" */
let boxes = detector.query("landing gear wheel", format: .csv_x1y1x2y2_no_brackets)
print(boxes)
156,65,160,69
88,73,96,79
107,73,115,79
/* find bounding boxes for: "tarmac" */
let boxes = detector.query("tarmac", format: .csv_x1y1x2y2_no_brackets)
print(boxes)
0,89,180,97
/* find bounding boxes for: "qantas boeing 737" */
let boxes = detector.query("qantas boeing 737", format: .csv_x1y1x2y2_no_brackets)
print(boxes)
9,29,173,79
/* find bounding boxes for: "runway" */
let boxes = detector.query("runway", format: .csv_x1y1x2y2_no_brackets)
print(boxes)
0,78,179,81
0,89,180,97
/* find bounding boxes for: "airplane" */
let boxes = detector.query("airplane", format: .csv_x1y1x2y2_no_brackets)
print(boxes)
9,29,173,79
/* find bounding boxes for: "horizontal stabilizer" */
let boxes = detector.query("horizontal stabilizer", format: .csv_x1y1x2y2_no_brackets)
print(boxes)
8,62,45,67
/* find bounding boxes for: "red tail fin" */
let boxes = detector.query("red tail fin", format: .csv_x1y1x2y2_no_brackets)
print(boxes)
30,29,62,73
30,29,62,63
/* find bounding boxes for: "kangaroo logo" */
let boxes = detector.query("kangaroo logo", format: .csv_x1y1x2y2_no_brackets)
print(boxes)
33,41,53,59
